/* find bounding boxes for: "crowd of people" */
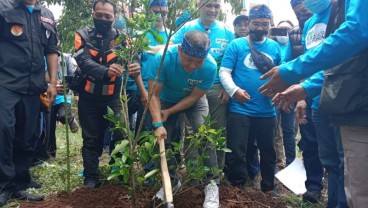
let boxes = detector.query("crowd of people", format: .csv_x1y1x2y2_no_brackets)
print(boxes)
0,0,367,208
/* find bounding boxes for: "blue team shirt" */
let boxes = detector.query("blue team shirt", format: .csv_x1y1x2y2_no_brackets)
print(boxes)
148,45,217,103
301,5,332,110
126,29,169,91
171,19,234,84
221,37,281,117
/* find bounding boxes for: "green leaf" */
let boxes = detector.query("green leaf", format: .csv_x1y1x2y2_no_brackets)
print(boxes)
221,147,232,153
107,171,121,180
144,169,159,179
137,177,145,184
111,140,129,155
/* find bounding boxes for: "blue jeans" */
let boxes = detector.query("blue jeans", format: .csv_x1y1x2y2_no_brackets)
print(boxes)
299,103,323,192
226,113,276,192
312,110,348,208
277,109,296,166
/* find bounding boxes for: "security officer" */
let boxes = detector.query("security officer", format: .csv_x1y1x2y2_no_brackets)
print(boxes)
74,0,140,188
0,0,59,205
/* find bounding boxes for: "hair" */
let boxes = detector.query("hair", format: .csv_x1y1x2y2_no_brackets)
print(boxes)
277,20,294,28
184,30,210,49
93,0,117,14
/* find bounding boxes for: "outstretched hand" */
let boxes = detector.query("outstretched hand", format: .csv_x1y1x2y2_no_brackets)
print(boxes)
259,67,290,96
272,84,307,112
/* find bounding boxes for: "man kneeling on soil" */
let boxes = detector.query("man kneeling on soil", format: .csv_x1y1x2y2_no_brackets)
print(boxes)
148,30,219,208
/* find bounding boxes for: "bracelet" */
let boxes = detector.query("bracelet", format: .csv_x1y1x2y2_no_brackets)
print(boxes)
152,122,164,129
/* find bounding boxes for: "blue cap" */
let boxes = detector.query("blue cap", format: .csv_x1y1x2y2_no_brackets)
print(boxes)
181,34,210,59
233,15,249,26
290,0,304,8
149,0,168,8
249,4,272,19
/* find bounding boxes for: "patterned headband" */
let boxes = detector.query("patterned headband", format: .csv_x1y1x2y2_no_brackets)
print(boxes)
249,5,272,19
181,35,210,59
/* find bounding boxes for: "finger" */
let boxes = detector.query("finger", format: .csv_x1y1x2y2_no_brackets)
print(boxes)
258,82,271,93
259,68,273,80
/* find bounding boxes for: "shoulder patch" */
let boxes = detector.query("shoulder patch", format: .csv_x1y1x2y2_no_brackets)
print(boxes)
40,16,54,25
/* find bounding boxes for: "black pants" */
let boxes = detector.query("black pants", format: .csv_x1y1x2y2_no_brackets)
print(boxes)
225,113,276,192
78,96,123,182
48,102,74,156
0,86,40,192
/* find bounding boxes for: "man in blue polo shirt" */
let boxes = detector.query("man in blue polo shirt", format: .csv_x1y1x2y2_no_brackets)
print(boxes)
148,30,219,208
219,4,281,194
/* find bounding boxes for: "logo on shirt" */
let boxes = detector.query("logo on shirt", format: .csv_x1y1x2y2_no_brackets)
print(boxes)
40,16,55,25
211,38,229,55
10,25,23,36
244,53,274,70
305,23,327,50
188,79,203,86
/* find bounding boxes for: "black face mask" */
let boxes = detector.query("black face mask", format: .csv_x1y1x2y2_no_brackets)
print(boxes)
93,18,113,35
249,30,268,42
297,13,312,30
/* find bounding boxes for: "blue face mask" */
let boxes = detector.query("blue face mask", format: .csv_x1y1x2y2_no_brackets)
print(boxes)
304,0,331,14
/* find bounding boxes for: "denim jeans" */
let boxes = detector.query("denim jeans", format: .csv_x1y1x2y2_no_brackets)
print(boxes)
277,109,296,166
299,103,323,192
127,90,152,133
225,112,276,192
312,109,348,208
161,96,219,183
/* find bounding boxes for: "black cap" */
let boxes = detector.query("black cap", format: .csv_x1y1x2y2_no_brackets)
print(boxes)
233,15,249,26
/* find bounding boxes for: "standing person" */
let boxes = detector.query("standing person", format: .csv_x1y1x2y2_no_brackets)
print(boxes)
74,0,141,188
260,0,368,206
233,15,249,38
288,0,324,203
149,31,219,208
170,0,235,171
0,0,59,205
48,53,79,158
233,13,261,190
219,4,281,195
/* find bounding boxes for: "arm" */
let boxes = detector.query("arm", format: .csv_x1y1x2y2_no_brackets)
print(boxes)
135,74,148,106
279,0,368,84
46,53,58,103
162,87,207,121
148,80,164,123
219,67,239,97
300,71,325,99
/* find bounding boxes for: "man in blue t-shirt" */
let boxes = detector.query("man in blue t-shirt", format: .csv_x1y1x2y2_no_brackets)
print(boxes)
169,0,234,173
148,31,219,208
219,4,281,194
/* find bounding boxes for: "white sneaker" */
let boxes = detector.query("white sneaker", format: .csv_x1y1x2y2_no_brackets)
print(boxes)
153,180,182,201
203,184,219,208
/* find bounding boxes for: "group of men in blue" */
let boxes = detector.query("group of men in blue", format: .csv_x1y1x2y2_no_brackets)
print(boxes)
1,0,368,207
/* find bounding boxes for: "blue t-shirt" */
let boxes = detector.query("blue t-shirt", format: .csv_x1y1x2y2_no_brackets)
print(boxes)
148,45,217,103
301,5,332,110
171,19,234,84
221,37,281,117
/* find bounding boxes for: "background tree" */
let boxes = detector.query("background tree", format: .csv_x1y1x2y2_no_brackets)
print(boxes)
224,0,243,15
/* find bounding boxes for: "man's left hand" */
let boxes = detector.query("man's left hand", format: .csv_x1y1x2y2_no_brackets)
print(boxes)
160,109,170,122
127,63,141,78
218,89,230,104
47,83,57,103
272,84,307,112
259,67,290,96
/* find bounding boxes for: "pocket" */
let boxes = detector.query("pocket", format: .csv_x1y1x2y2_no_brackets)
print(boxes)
2,15,26,40
41,22,56,46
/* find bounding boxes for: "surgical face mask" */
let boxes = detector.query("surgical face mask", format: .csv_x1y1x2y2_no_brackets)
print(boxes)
276,36,289,44
304,0,331,14
249,30,268,42
93,18,113,35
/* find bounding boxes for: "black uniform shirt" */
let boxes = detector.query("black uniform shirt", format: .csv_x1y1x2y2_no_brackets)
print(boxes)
0,1,59,95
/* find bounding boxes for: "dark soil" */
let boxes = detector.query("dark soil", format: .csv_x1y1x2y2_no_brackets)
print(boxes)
21,185,287,208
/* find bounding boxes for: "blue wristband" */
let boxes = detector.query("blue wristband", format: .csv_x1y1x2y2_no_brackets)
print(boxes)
152,122,164,129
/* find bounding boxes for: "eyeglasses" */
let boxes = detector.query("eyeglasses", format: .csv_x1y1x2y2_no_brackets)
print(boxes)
251,22,270,29
204,3,221,9
152,10,168,16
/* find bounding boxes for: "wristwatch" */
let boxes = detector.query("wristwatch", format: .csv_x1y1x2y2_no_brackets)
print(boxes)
152,122,164,129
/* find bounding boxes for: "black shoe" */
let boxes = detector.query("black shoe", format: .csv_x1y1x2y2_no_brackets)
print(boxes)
302,191,321,203
0,191,12,206
11,190,44,201
84,180,100,188
27,180,42,189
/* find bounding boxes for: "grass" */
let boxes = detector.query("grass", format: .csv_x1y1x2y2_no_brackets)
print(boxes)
2,123,325,208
